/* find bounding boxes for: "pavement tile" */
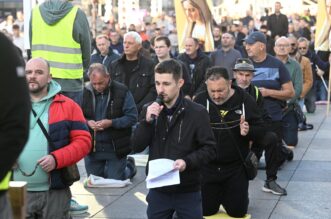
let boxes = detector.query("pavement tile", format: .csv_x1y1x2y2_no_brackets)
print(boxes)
270,200,331,219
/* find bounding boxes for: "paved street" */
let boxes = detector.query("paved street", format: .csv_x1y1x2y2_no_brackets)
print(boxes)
72,105,331,219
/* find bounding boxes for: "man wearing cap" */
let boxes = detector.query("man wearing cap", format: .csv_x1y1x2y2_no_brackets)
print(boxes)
194,66,265,217
233,58,289,196
245,31,295,195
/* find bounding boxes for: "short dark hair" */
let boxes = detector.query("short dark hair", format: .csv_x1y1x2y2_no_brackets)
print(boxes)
154,36,171,47
205,66,230,81
154,59,182,81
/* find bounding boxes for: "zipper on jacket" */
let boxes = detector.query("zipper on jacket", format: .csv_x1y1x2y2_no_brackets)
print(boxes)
112,139,116,152
110,100,114,117
178,119,183,143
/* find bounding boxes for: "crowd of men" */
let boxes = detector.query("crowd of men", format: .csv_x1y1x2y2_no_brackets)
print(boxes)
1,0,329,218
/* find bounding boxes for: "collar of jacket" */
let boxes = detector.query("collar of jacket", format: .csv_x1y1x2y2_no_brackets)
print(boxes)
206,85,246,111
160,92,186,121
53,93,68,103
97,46,115,57
118,52,143,64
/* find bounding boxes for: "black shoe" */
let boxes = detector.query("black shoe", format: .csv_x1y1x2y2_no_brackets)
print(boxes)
306,123,314,130
287,150,294,161
127,157,137,179
298,123,314,131
298,123,307,131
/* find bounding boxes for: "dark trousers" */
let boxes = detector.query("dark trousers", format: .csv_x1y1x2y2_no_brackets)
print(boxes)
282,109,299,146
304,87,316,113
252,121,284,180
146,190,203,219
201,165,248,218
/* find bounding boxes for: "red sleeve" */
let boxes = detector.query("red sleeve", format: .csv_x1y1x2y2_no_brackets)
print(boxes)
51,97,92,169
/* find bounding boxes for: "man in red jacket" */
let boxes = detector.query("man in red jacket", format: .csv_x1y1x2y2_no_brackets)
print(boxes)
13,58,92,218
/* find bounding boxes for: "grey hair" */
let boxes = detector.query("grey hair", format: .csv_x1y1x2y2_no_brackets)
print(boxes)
88,63,110,77
124,31,142,44
297,37,309,45
275,36,290,46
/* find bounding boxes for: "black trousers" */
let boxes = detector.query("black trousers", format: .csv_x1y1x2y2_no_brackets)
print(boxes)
201,164,248,218
252,121,285,180
146,190,203,219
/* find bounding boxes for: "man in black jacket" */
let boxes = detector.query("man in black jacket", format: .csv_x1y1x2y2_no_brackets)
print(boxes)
109,31,156,113
132,59,216,219
0,32,30,218
82,63,138,180
177,37,212,99
267,1,288,39
194,66,264,218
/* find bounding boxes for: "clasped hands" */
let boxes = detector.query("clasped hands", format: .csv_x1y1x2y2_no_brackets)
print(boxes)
87,119,112,131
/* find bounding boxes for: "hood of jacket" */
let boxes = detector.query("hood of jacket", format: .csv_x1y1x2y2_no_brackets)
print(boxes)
30,80,61,129
39,0,73,25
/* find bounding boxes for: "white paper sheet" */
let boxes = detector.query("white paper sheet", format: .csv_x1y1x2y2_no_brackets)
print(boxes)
146,159,180,189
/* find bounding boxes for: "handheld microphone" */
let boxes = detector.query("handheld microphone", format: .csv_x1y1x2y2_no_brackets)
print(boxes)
150,95,164,123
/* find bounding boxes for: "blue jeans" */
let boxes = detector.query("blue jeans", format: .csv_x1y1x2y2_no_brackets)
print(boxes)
146,190,203,219
84,153,133,180
282,108,298,146
315,79,328,101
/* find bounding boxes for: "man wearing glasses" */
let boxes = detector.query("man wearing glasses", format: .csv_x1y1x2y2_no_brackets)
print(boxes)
297,37,330,113
274,37,303,149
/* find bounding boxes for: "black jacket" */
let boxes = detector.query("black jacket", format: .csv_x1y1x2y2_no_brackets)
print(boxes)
0,33,30,189
82,80,137,158
132,94,216,193
177,50,211,97
110,54,157,112
194,86,264,170
90,47,120,71
267,13,289,38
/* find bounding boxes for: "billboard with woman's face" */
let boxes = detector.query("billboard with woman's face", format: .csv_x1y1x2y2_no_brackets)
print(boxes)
175,0,214,52
315,0,331,51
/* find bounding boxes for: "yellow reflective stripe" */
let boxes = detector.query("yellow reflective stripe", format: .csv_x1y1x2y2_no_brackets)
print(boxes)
31,6,83,79
255,86,259,101
48,61,83,70
0,172,11,190
32,44,82,54
32,6,79,47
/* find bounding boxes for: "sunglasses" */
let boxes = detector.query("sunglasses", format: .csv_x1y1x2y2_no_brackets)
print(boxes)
290,43,296,46
298,47,307,50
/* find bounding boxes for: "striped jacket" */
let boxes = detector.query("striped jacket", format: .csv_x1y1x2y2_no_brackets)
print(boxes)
49,94,91,189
